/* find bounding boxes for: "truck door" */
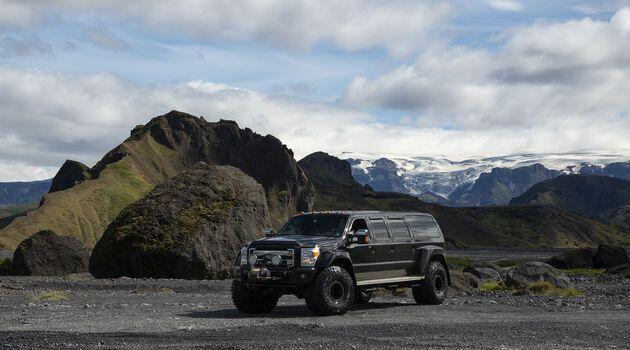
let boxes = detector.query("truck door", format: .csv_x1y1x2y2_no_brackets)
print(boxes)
364,216,398,280
345,217,378,282
386,216,415,277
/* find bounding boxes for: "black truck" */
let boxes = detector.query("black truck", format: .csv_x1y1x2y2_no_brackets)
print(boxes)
232,211,450,316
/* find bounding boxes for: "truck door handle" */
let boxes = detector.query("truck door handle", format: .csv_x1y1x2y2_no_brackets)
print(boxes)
390,246,395,253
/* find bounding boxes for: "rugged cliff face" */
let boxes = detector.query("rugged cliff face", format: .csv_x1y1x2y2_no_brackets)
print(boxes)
48,160,91,193
449,164,561,206
0,111,314,250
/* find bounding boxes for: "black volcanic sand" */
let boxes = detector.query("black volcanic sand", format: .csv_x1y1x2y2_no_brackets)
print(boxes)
0,272,628,349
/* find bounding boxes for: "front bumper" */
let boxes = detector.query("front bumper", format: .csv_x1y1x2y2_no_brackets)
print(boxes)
234,265,317,287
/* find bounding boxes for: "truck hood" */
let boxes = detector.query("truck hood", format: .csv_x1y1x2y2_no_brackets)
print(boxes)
249,235,340,250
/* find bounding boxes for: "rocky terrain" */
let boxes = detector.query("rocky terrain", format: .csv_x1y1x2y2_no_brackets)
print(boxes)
0,253,628,349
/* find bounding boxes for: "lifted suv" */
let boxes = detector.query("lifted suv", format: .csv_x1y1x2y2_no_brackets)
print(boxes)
232,211,450,316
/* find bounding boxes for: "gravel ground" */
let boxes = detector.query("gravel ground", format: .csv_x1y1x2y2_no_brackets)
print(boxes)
1,272,629,349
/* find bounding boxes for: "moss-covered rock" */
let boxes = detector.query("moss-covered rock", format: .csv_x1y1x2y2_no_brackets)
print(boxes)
12,230,89,276
546,248,595,269
89,163,269,279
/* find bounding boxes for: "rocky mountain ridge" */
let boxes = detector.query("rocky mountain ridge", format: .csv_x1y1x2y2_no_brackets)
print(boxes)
0,111,314,250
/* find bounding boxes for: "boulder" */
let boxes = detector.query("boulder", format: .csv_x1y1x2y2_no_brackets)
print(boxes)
12,230,89,276
505,262,573,290
89,163,270,279
449,270,481,293
606,263,630,274
546,248,595,269
463,266,501,281
593,244,630,268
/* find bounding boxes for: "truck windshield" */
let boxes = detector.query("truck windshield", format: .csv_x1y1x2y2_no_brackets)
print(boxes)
278,215,348,237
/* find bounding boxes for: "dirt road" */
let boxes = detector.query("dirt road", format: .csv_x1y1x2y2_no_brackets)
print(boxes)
1,273,629,349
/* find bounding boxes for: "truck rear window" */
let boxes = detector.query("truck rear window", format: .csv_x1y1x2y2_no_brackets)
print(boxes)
405,215,441,238
388,218,411,240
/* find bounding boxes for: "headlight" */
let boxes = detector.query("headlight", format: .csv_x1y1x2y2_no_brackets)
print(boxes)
239,247,248,265
301,246,320,267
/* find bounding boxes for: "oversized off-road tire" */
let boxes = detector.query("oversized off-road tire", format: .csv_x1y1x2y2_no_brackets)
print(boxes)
231,279,280,314
305,266,355,315
412,260,447,305
355,289,373,304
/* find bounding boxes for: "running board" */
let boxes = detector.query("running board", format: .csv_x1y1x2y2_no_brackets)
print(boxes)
357,276,425,286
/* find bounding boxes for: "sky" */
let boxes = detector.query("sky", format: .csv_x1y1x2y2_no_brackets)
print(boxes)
1,0,630,181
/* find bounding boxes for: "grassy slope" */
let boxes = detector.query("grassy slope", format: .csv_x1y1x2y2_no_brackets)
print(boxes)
511,175,630,218
0,135,177,250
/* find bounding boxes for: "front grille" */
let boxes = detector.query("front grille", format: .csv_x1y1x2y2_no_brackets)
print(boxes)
248,248,295,268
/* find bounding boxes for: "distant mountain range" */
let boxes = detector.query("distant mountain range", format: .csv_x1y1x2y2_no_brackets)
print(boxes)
345,153,630,206
300,152,629,248
0,180,51,206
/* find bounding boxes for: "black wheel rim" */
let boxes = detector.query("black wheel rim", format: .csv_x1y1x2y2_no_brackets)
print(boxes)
435,275,444,294
329,281,345,301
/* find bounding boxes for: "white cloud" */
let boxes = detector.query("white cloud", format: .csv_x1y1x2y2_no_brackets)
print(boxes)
0,0,39,28
343,8,630,144
0,0,451,56
486,0,524,12
2,62,630,182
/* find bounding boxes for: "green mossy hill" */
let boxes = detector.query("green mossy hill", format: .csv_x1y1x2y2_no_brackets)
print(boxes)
89,163,269,279
298,152,630,248
0,111,314,250
511,174,630,220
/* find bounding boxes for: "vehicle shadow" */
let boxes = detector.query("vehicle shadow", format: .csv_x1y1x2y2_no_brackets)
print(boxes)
182,301,406,319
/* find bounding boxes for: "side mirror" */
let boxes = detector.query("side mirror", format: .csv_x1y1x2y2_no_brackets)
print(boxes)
263,228,275,237
355,229,370,244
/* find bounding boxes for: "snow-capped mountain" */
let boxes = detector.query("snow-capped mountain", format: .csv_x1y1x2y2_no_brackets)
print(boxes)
343,152,630,206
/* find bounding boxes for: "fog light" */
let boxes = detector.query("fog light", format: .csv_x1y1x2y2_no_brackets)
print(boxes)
271,255,282,266
248,254,258,266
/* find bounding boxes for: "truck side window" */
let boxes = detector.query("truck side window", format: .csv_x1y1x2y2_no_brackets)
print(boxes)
350,218,367,233
405,215,441,238
368,218,390,242
388,218,411,241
